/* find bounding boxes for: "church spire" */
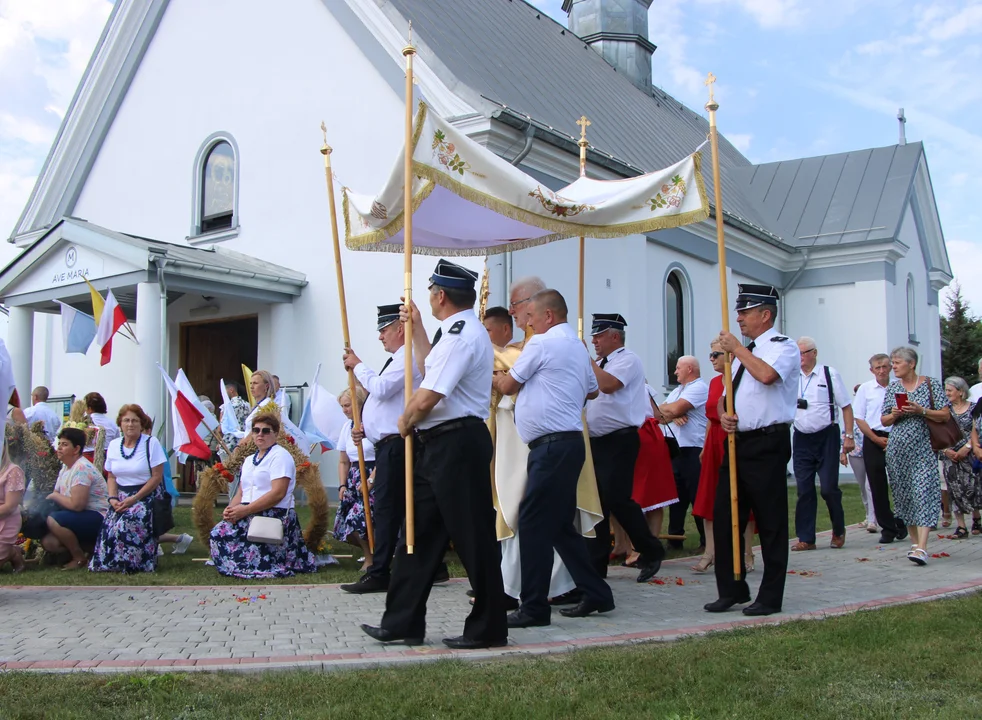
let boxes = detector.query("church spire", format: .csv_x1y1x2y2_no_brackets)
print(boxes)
563,0,656,92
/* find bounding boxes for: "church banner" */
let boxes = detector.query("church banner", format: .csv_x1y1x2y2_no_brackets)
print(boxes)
343,102,710,256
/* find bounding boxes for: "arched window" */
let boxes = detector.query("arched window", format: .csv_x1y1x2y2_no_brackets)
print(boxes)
191,133,239,239
907,275,917,342
666,270,685,384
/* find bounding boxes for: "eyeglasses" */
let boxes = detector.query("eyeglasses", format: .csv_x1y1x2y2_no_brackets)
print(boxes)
509,297,531,309
252,426,274,436
801,348,817,355
709,352,724,360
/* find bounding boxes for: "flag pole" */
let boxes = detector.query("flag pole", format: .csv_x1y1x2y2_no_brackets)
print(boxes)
705,73,740,581
321,123,374,553
402,26,417,554
576,115,590,340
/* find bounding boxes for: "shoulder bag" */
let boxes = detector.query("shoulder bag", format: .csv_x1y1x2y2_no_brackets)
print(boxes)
925,377,963,453
147,439,175,537
247,515,285,545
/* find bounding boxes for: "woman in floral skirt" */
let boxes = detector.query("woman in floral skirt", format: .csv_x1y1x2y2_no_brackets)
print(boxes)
333,387,376,572
210,412,316,578
939,377,982,538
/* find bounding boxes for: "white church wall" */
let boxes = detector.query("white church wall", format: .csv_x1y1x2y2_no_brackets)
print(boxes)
68,0,481,412
893,204,941,378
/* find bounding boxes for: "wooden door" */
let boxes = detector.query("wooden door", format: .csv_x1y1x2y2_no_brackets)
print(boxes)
179,316,258,406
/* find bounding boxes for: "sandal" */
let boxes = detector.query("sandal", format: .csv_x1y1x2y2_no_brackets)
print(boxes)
954,526,970,539
690,555,714,573
744,552,755,574
621,552,640,568
941,514,953,528
973,519,982,536
907,547,928,566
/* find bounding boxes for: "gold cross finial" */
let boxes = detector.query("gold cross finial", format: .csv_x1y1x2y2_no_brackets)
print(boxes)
576,115,591,145
320,121,332,155
705,72,717,103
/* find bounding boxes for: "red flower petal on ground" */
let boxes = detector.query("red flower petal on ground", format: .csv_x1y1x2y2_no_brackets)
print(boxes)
675,578,685,586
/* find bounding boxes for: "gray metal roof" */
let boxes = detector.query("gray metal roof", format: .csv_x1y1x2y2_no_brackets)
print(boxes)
730,143,924,247
380,0,778,238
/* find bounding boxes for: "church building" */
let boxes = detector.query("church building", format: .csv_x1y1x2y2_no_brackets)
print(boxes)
0,0,950,477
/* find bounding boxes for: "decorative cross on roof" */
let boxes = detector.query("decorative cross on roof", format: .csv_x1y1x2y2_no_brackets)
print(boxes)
576,115,591,145
704,72,716,103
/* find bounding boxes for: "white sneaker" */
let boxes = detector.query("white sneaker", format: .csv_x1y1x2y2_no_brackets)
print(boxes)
157,545,164,557
172,533,194,555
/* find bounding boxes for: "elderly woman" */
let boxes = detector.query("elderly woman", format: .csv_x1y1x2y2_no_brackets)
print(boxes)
944,378,982,538
333,386,376,572
210,412,316,578
43,428,110,569
0,434,27,572
83,391,120,458
881,347,951,565
89,404,168,573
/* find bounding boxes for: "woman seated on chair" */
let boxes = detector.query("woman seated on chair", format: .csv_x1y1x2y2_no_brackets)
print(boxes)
89,404,167,573
43,428,110,569
210,412,316,578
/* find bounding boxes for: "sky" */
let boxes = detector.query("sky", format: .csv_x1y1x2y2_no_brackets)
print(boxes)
1,0,980,314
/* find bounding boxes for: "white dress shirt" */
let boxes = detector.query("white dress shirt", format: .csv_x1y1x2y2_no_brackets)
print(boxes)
418,309,493,430
510,322,598,444
23,402,61,443
586,347,648,436
104,436,168,487
661,378,709,447
240,444,296,509
86,412,120,452
337,419,377,463
852,379,890,433
793,364,852,434
354,344,422,443
729,327,800,431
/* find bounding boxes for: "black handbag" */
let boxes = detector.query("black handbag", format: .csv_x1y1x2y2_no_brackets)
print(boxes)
145,439,174,537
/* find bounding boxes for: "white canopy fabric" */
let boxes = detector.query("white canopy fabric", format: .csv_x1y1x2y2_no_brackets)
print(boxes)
344,102,710,256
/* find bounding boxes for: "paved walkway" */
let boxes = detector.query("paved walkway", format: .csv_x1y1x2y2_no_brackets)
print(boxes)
2,525,981,673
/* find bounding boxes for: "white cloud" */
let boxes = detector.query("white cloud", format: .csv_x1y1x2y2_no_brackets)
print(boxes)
726,133,753,153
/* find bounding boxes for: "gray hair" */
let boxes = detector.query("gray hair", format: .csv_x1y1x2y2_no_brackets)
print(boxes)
510,276,546,298
610,328,625,343
890,346,919,367
869,353,890,366
678,355,700,376
796,336,817,352
945,376,970,399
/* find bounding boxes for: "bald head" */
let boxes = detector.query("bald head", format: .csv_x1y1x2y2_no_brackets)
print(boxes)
674,356,700,384
528,289,568,334
31,386,49,403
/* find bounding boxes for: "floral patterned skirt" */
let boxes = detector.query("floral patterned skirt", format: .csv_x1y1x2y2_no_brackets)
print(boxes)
89,485,161,574
210,507,317,579
333,461,375,545
941,456,982,514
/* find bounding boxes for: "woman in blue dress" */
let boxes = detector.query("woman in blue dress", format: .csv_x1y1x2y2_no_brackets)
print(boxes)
881,347,951,566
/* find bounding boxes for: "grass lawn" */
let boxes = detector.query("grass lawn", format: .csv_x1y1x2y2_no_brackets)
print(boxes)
1,589,980,719
0,484,866,586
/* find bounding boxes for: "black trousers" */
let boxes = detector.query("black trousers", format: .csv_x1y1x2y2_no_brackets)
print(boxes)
863,432,904,536
589,429,664,577
713,425,791,609
380,420,506,642
793,424,845,542
668,447,704,546
365,437,404,580
519,435,613,621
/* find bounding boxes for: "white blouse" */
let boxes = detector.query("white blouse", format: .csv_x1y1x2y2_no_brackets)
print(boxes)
105,435,167,487
240,444,296,510
337,420,376,463
86,412,120,452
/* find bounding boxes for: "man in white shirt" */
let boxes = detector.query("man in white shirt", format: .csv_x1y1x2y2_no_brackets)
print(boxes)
494,289,613,625
587,313,665,584
707,284,799,617
23,386,62,443
341,304,424,594
272,375,291,419
968,358,982,403
659,357,710,550
791,337,854,552
362,259,506,651
853,353,908,543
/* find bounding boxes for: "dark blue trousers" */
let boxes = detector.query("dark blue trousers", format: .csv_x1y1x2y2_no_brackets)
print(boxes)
519,435,613,621
793,424,845,543
365,437,404,580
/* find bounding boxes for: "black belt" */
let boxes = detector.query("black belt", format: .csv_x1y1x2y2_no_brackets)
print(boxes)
529,431,581,450
736,422,790,439
375,433,403,449
873,430,889,438
594,426,638,440
416,416,483,443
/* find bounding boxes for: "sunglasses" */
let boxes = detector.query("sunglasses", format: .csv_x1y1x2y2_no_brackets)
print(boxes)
252,426,274,436
709,351,724,360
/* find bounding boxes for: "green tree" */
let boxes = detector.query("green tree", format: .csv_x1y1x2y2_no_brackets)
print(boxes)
940,283,982,383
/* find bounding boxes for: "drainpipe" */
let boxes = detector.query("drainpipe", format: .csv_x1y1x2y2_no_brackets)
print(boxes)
501,122,537,299
153,256,170,443
780,248,810,335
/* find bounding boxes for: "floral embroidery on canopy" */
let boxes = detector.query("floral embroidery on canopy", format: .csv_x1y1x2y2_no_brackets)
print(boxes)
528,187,595,218
647,174,687,210
432,129,485,178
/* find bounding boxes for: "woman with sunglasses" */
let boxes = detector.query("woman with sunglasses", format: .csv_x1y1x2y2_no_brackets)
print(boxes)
209,412,317,578
691,341,756,573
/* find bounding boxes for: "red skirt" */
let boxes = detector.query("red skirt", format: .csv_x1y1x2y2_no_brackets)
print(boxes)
693,422,725,520
632,419,679,512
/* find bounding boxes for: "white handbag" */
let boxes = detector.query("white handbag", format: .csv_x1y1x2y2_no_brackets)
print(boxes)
247,515,285,545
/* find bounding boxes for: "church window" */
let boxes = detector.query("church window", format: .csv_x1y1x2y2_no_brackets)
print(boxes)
191,133,239,240
907,275,917,342
666,270,685,384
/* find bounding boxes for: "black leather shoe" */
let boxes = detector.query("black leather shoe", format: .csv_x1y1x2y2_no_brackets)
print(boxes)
742,601,781,616
895,525,909,541
442,635,508,650
559,598,615,618
507,609,550,628
548,589,583,606
341,574,389,594
703,596,751,613
878,533,896,544
432,563,450,584
636,557,662,584
360,624,423,646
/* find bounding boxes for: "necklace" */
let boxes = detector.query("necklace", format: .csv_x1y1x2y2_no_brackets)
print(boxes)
120,436,141,460
252,447,271,466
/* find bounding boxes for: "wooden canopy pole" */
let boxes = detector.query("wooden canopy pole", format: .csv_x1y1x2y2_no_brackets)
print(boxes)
402,27,417,554
321,123,374,553
705,73,740,581
576,115,590,340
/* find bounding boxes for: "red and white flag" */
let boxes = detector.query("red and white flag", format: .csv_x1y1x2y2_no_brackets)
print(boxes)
157,363,212,460
95,289,127,366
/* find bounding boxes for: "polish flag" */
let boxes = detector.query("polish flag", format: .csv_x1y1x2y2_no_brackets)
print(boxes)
174,391,212,459
96,289,126,366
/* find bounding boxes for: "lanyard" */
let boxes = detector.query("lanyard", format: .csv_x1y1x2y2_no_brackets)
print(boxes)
799,372,815,399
